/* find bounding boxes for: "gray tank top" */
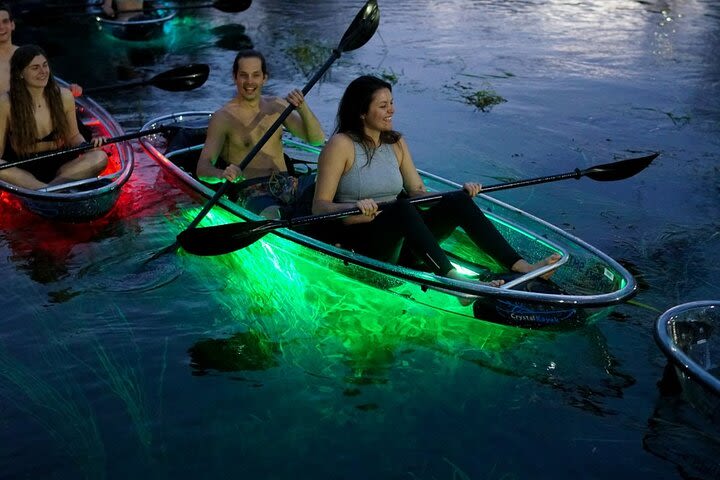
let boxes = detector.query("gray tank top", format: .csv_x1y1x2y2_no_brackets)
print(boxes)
335,142,404,203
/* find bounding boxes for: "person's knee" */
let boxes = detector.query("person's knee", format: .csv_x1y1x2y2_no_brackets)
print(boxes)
97,151,109,170
86,150,108,174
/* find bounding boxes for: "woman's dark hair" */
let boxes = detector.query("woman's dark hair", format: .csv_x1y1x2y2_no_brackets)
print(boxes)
9,45,70,157
336,75,401,164
232,49,268,78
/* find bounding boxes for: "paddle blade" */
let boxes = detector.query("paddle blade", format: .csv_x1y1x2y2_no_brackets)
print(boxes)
338,0,380,52
582,152,659,181
214,0,252,13
151,64,210,92
177,219,283,256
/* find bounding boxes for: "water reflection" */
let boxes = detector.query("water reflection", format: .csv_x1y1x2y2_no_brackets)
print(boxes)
1,0,719,477
644,364,720,479
0,199,130,288
461,324,636,416
211,23,253,51
188,330,281,375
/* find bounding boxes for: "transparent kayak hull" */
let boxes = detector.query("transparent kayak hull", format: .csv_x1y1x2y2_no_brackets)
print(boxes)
0,79,133,222
139,111,637,329
655,301,720,421
96,8,176,41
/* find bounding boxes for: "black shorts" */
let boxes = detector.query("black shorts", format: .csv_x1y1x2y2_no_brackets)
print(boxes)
17,151,78,184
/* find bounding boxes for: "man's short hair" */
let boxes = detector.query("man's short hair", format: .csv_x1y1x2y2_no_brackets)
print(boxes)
0,3,12,20
232,49,267,78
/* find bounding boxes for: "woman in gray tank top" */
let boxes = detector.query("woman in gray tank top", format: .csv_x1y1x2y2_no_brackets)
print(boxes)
311,75,559,291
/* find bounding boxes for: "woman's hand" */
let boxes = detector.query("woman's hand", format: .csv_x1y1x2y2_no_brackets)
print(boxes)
462,182,483,197
221,164,242,182
356,198,379,217
345,198,381,224
91,137,105,148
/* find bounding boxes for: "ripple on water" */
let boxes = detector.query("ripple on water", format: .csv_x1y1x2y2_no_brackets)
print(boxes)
76,249,185,294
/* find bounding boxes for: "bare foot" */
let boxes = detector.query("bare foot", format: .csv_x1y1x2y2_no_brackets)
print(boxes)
511,253,562,279
446,269,504,305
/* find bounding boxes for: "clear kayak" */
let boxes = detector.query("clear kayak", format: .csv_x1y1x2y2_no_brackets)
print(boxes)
655,301,720,422
139,111,637,329
0,79,134,222
96,7,176,41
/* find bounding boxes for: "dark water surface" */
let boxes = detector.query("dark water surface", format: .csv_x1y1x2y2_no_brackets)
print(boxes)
2,0,720,478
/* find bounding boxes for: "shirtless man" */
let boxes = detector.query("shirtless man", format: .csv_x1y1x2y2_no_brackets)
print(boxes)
0,4,82,97
0,3,17,94
102,0,144,21
196,49,325,217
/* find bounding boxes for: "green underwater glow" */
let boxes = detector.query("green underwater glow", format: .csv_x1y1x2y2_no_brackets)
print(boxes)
176,206,530,373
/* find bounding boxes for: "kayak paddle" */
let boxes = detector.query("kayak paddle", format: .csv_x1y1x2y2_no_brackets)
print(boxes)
0,126,176,172
83,64,210,94
148,0,380,260
176,152,659,256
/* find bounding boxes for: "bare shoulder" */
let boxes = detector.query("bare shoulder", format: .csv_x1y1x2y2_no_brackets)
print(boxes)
263,95,287,114
208,107,233,128
0,93,10,116
320,133,354,169
396,136,410,151
326,132,354,150
59,87,75,108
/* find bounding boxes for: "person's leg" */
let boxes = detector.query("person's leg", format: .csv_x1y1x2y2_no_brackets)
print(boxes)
50,150,108,186
381,198,455,274
340,205,408,264
421,191,560,273
407,192,521,269
243,193,282,219
0,165,46,190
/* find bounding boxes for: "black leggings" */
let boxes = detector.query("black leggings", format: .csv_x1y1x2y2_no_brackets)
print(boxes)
333,192,522,275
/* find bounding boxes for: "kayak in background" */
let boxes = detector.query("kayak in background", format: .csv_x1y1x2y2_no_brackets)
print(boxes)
0,80,134,222
96,6,177,41
655,300,720,423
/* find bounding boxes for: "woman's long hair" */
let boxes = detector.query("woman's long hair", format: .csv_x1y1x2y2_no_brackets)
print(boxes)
336,75,401,165
9,45,70,157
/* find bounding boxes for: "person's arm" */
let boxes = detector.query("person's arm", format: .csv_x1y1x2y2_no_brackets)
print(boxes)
0,95,9,161
102,0,115,16
282,89,325,146
312,133,376,224
395,137,482,197
60,88,98,148
63,90,104,149
395,137,427,197
0,97,47,189
196,112,240,183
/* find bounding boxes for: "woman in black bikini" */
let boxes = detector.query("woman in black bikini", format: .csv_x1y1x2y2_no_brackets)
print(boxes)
0,45,106,190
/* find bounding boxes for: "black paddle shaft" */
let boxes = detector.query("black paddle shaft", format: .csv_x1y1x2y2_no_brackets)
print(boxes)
0,126,172,171
180,1,380,235
176,151,659,256
181,50,342,234
481,152,659,193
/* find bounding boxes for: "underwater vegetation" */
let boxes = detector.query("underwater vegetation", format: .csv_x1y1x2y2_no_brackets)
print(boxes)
447,81,507,112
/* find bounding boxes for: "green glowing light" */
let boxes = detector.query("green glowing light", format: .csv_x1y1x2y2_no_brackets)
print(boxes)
174,207,524,363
